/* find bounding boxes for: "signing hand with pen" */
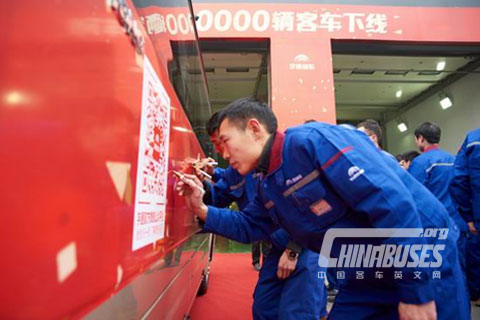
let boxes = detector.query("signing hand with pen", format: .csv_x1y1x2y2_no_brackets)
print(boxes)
174,172,209,221
189,157,218,182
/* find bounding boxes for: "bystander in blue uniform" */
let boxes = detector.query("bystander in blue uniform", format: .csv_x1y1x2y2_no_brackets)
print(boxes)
450,127,480,304
408,122,469,272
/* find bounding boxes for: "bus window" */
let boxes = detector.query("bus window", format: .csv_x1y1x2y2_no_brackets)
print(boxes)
198,39,271,159
169,40,213,154
134,0,213,154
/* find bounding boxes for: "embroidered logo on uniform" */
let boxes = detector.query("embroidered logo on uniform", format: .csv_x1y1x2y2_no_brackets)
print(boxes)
285,174,303,186
348,166,364,182
309,199,332,216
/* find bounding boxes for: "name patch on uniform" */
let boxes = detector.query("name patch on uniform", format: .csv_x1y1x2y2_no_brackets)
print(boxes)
309,199,332,216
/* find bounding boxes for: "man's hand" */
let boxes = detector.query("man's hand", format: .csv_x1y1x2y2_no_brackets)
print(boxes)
398,301,436,320
174,172,208,220
277,250,298,279
468,221,478,235
187,157,217,182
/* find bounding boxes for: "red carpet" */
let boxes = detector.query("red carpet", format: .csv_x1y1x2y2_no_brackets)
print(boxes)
189,253,258,320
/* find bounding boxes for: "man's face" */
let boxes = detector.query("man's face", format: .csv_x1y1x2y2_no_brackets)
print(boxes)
209,133,223,155
399,159,411,170
217,118,265,175
357,126,378,148
415,136,426,152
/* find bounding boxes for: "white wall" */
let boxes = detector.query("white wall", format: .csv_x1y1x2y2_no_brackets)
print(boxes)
385,71,480,156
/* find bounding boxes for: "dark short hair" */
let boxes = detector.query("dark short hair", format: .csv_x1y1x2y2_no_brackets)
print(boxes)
206,111,221,136
304,119,317,124
217,97,277,134
395,154,403,162
402,150,420,162
414,122,441,144
357,119,383,147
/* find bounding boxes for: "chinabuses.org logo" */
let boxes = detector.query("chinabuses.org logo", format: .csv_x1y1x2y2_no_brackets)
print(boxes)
318,228,449,269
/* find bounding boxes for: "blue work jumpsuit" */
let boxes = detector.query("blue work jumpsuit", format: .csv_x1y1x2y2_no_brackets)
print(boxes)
203,122,469,319
450,127,480,300
409,146,469,272
208,167,327,320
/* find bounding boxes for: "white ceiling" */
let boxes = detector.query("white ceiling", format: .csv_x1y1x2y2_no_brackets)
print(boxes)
202,51,268,112
333,54,476,122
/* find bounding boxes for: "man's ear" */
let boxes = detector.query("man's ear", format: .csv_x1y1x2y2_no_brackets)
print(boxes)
246,118,263,137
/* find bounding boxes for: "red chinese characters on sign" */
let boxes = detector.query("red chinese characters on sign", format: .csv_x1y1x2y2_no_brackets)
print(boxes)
143,9,388,36
140,81,170,199
133,56,171,251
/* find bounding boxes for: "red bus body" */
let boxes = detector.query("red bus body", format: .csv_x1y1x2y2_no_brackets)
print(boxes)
1,1,212,319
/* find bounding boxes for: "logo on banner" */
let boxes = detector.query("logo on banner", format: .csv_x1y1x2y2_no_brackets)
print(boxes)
289,54,315,70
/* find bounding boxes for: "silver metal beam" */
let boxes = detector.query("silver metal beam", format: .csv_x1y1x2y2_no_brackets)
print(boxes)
334,79,437,84
253,53,268,99
337,104,399,110
333,67,480,74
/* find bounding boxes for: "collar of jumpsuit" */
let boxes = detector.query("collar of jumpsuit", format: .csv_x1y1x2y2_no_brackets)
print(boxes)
423,145,439,153
256,131,285,176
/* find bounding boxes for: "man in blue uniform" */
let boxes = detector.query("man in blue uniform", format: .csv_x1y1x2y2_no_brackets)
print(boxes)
199,112,327,320
450,127,480,305
357,119,396,161
305,119,339,299
399,150,420,170
408,122,469,271
177,98,469,319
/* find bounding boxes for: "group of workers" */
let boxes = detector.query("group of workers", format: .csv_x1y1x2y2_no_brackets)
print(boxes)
175,97,479,320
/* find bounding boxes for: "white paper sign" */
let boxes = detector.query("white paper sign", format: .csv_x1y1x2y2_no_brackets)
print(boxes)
132,56,171,251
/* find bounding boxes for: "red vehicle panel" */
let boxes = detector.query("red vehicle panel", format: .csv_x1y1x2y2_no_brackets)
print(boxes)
0,0,212,319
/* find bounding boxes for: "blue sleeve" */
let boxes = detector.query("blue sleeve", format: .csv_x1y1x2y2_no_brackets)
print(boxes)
213,167,226,182
269,229,291,250
210,177,239,208
210,167,247,208
408,157,428,186
203,195,276,243
450,139,473,222
303,129,434,304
